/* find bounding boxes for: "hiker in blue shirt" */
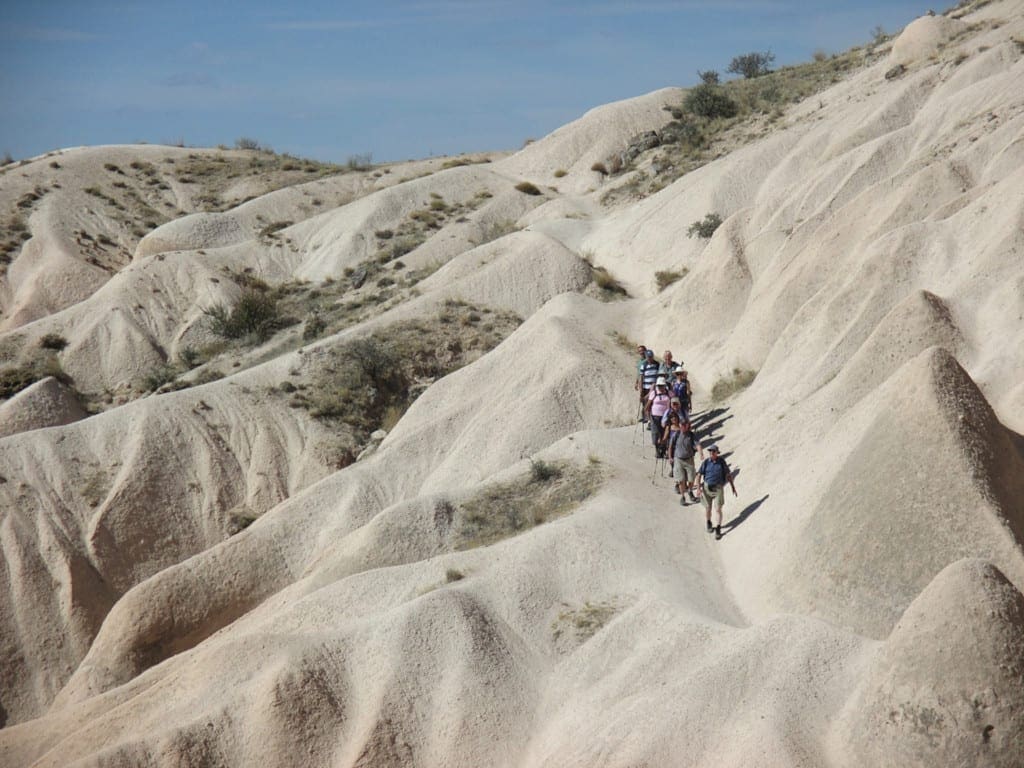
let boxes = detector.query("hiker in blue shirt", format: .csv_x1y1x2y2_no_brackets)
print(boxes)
697,445,737,540
671,367,691,413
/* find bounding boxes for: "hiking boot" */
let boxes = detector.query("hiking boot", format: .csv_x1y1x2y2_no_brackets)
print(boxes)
706,520,713,533
680,495,688,506
674,484,681,494
668,469,675,478
688,492,698,503
715,526,722,540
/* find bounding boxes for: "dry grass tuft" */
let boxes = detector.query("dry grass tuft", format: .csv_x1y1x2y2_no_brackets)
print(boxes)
455,459,602,549
711,367,757,402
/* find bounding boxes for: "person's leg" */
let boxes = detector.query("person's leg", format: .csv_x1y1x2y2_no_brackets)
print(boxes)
684,461,698,501
673,458,684,493
714,487,725,539
650,418,663,453
702,490,713,530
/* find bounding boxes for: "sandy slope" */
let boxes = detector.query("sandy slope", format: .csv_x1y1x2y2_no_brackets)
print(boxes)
1,2,1024,765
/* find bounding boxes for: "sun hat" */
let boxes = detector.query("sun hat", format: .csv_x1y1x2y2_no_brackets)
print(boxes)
674,368,685,375
670,397,680,404
645,349,654,357
708,444,720,453
655,376,667,386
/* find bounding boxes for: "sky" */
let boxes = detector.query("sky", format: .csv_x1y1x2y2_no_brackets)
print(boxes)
0,1,942,164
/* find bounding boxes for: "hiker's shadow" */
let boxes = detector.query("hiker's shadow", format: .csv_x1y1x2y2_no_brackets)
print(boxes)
690,408,732,443
720,494,769,537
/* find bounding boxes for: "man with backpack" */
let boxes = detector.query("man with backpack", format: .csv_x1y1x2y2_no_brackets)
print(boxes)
697,445,736,540
672,367,691,413
644,377,672,456
674,419,703,503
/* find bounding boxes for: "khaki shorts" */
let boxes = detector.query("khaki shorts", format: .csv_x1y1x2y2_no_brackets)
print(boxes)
701,484,725,511
674,457,696,487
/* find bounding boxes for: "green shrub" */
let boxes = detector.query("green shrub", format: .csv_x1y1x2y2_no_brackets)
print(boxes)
235,137,261,150
530,459,562,482
697,69,720,84
590,162,608,175
39,333,68,351
687,213,723,239
727,50,775,79
684,84,738,119
143,365,179,393
514,181,543,196
553,169,568,178
204,289,282,341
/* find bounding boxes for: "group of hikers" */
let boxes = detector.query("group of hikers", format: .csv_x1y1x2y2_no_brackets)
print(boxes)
634,345,736,540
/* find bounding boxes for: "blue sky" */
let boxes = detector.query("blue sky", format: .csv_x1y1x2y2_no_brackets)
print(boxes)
1,1,939,163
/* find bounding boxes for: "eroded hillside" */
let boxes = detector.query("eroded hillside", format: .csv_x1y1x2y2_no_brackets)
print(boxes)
1,2,1022,766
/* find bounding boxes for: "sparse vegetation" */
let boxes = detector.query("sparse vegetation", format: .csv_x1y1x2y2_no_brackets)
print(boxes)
608,330,639,353
591,161,608,175
553,169,568,178
0,353,70,399
591,265,628,299
235,137,261,150
142,364,180,393
711,367,757,402
655,269,687,291
514,181,543,196
204,289,286,342
474,219,520,246
455,458,602,550
552,600,620,644
530,459,562,483
289,304,520,441
346,152,373,171
684,83,739,119
687,213,723,239
38,333,68,351
727,50,776,79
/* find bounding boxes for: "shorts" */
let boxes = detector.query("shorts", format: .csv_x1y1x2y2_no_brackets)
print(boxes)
674,457,696,486
701,484,725,511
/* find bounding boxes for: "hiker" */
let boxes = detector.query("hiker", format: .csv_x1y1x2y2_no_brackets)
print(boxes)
634,345,648,391
662,395,688,431
638,349,660,423
672,368,691,413
645,377,672,456
659,350,679,379
697,444,736,540
674,418,703,502
660,410,682,471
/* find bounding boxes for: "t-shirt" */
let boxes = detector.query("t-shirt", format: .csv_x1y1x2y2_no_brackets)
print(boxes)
661,407,687,427
647,389,671,417
640,360,660,390
674,430,699,460
698,456,730,488
659,361,679,378
672,379,689,402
